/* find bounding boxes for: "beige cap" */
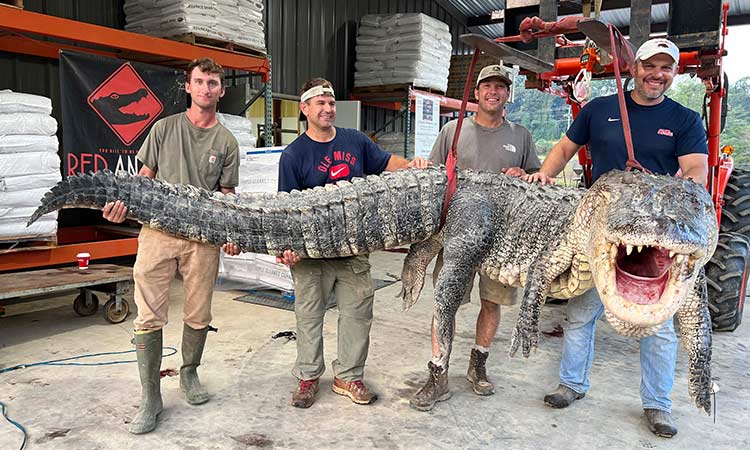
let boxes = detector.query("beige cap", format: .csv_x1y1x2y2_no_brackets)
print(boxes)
476,64,513,88
635,38,680,63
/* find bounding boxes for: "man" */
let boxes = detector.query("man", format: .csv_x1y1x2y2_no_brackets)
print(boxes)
276,77,428,409
526,38,708,438
411,64,541,411
102,58,241,434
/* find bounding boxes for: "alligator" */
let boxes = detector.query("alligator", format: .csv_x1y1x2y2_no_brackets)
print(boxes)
28,167,717,413
90,88,150,125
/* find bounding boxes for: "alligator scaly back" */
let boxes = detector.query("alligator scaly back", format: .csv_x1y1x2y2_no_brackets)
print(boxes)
28,168,448,258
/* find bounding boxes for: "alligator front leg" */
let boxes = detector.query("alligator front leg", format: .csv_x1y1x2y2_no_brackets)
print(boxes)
510,242,574,357
675,269,713,414
399,231,444,311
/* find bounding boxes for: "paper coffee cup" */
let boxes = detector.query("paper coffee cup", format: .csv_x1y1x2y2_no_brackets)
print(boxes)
76,252,91,269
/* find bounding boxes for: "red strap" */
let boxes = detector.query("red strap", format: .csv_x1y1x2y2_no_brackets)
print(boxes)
608,25,649,174
441,50,479,225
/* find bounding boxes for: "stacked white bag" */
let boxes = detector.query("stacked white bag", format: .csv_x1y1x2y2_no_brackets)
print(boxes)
215,113,293,291
354,13,452,92
124,0,266,54
0,90,61,241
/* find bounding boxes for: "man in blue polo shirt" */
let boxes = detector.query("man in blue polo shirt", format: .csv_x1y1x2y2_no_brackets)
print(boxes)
277,77,428,409
526,38,708,437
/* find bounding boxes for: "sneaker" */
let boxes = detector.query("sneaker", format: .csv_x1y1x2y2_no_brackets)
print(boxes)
332,378,378,405
410,362,451,412
291,379,319,408
644,409,678,438
466,348,494,396
543,384,585,408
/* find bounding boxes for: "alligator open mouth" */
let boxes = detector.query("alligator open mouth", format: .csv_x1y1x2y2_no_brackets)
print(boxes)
597,241,699,326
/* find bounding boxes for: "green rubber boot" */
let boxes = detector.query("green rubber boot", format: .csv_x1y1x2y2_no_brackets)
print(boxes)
129,330,163,434
180,324,210,405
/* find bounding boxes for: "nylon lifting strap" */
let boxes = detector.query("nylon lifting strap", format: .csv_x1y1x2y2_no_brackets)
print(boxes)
441,50,479,224
608,24,648,173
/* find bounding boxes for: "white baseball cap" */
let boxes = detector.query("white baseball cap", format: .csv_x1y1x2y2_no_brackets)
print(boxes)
635,38,680,63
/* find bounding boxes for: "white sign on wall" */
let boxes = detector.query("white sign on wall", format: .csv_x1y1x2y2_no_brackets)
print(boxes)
414,92,440,159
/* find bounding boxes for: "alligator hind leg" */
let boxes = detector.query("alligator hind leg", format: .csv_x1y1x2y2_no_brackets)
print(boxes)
399,231,444,311
432,192,496,370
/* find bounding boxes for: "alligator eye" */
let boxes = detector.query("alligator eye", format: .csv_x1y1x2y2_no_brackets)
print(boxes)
110,93,119,100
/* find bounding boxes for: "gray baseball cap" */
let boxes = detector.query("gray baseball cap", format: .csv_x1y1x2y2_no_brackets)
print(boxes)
476,64,513,87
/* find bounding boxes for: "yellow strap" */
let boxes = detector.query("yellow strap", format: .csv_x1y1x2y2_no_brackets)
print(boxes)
582,0,591,17
594,0,602,18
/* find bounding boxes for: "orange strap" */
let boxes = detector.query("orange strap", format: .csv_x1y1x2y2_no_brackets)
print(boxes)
441,50,479,224
608,24,649,173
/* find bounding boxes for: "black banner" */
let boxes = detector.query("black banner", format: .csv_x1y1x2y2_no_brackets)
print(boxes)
60,51,185,176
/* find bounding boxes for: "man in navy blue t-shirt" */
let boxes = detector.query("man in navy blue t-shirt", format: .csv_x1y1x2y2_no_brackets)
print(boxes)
526,38,708,438
277,77,427,409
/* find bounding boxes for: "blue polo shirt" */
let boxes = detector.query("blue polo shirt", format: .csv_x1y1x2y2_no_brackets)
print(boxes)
278,127,392,192
567,92,707,183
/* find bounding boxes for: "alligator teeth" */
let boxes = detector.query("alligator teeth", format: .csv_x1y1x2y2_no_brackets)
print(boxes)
610,244,618,260
637,245,643,253
626,245,633,255
675,254,686,264
669,251,675,258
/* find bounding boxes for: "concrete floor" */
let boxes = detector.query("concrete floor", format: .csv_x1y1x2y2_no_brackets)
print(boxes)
1,250,749,450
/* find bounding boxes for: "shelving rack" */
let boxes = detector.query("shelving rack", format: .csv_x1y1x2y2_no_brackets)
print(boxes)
0,7,271,271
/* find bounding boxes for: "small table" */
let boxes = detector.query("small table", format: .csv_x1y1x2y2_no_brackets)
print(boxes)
0,264,134,323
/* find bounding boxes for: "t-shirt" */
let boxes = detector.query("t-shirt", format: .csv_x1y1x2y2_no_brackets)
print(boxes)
428,117,541,172
278,127,392,192
567,92,708,183
137,112,240,191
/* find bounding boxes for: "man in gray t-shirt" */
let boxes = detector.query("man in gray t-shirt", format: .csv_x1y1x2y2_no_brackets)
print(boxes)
411,65,540,412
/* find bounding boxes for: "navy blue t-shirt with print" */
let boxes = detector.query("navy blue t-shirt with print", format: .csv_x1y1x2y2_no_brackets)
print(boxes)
567,92,707,183
278,127,392,192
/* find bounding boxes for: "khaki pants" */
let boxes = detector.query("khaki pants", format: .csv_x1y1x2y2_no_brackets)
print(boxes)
433,251,518,306
132,226,220,331
290,255,374,382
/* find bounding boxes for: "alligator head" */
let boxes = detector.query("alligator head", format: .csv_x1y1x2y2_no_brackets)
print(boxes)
582,170,718,329
90,88,150,125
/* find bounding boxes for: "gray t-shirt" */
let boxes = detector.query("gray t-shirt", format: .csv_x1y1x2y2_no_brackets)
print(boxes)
428,117,541,173
137,112,240,191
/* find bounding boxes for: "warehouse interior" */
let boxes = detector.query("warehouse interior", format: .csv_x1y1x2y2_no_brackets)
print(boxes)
2,1,750,449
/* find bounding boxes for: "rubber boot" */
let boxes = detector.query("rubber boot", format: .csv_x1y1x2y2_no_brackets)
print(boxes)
129,330,163,434
466,348,495,396
409,362,451,412
180,324,210,405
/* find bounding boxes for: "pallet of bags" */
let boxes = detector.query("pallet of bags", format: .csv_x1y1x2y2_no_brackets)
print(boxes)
354,13,452,93
0,90,61,242
124,0,267,54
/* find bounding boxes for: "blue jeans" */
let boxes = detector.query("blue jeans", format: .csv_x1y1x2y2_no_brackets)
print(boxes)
558,289,678,412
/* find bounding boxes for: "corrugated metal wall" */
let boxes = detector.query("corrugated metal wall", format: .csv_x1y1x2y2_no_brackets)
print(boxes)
0,0,126,126
265,0,470,134
1,1,467,139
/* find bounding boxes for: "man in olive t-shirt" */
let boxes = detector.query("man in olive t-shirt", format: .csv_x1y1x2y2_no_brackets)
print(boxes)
102,58,240,435
411,65,541,412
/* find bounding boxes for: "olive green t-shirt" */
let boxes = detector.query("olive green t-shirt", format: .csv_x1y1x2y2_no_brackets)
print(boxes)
429,117,541,173
137,112,240,191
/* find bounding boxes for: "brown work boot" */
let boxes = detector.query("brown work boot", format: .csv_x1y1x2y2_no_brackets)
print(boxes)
644,409,678,438
332,378,378,405
291,379,319,408
466,348,494,396
543,384,585,408
410,362,450,412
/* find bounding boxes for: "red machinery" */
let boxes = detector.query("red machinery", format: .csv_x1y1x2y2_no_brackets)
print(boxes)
450,2,745,331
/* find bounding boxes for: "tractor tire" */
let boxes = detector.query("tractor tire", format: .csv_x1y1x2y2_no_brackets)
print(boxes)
720,167,750,236
705,232,749,332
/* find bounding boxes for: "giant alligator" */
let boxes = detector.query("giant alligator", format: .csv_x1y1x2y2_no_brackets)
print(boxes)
28,167,717,412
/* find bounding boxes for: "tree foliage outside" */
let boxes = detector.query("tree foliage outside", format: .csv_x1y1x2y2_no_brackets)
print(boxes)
505,75,750,165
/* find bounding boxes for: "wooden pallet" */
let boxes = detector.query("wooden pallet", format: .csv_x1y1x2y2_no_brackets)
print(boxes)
0,237,57,254
172,33,266,57
0,0,23,9
446,53,503,99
